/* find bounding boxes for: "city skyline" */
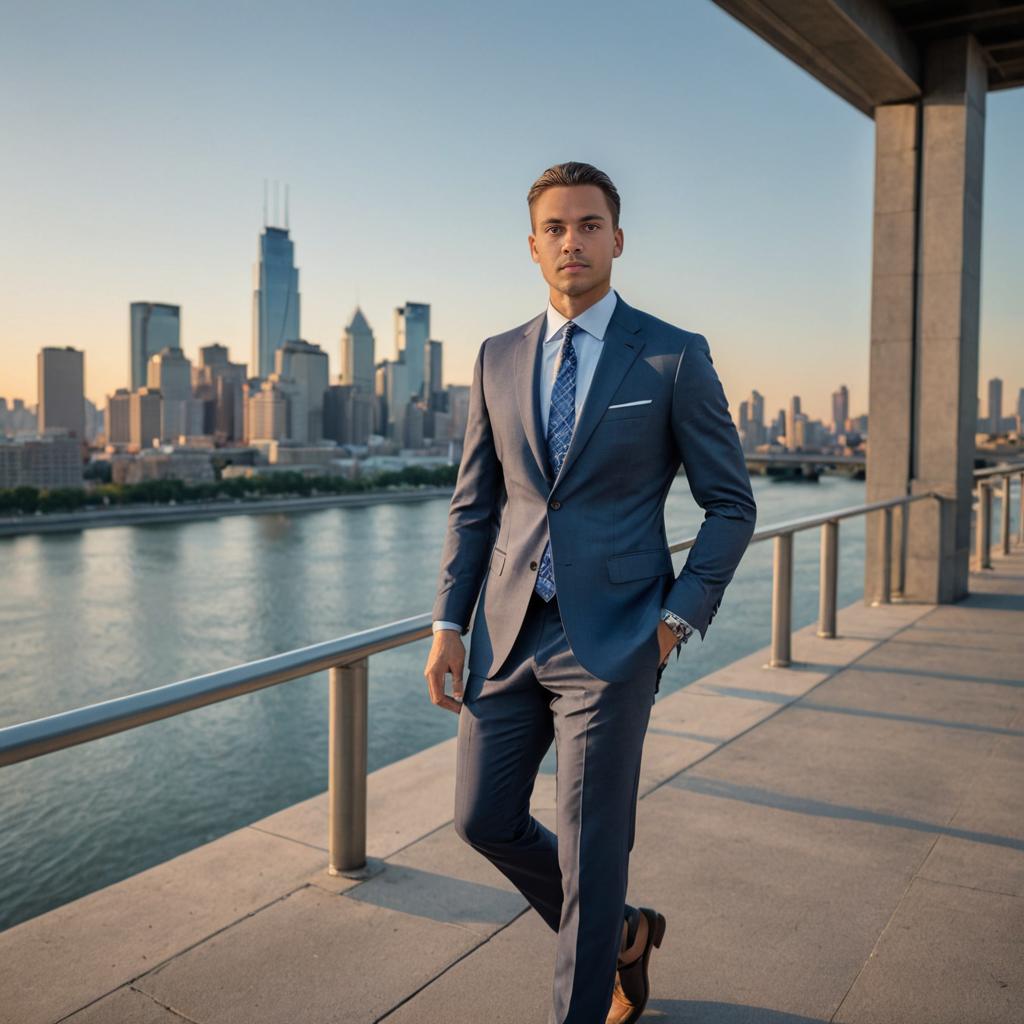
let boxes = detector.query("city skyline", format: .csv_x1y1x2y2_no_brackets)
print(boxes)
1,2,1021,423
6,277,1024,443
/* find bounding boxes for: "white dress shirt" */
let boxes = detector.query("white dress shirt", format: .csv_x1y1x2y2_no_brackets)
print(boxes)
433,288,694,657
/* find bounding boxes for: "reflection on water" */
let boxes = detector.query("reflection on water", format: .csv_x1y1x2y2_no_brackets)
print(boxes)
0,475,871,930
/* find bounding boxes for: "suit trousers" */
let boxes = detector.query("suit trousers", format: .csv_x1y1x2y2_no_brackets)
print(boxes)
454,588,658,1024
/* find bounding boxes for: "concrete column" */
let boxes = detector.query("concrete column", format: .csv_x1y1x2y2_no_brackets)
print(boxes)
866,34,985,604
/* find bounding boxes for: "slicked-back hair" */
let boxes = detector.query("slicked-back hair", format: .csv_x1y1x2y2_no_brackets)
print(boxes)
527,162,621,231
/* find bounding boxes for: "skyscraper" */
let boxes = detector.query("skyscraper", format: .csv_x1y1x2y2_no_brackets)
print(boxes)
987,377,1003,433
787,396,802,450
38,346,85,440
106,388,132,445
130,302,180,390
148,347,194,442
749,389,765,431
832,385,850,436
425,339,445,408
341,307,375,393
394,302,430,401
195,344,247,442
252,224,301,379
275,339,329,443
130,388,163,450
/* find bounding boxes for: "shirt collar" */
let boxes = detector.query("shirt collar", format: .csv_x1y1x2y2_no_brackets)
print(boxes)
543,287,618,345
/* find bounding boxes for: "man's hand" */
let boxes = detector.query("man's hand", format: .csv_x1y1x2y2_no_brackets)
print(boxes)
424,629,466,714
656,620,679,668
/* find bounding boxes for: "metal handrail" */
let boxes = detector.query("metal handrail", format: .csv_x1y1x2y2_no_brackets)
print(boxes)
1,461,1022,875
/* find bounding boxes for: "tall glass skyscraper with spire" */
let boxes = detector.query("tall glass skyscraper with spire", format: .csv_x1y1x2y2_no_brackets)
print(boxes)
252,222,300,379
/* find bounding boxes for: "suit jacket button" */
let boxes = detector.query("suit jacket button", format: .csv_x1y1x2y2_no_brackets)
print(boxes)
529,560,538,570
549,499,561,509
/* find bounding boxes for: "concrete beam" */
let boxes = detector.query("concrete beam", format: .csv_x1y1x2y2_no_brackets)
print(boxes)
713,0,922,113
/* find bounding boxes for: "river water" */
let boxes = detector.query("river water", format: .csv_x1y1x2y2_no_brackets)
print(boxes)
0,474,871,930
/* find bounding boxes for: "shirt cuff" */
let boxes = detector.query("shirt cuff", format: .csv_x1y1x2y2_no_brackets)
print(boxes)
432,620,464,634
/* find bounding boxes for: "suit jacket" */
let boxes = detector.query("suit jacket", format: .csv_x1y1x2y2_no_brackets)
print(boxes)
431,290,757,684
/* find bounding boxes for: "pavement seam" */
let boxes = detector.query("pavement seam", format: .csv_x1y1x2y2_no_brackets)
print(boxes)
58,881,319,1018
912,874,1024,900
245,822,328,852
372,905,535,1022
126,986,204,1023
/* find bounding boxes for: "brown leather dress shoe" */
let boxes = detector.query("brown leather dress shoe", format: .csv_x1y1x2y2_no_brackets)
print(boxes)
605,906,667,1024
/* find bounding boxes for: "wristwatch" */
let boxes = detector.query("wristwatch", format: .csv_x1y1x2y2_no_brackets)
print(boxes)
659,608,693,644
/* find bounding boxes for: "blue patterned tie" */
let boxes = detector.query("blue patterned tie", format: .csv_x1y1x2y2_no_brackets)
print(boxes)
534,320,578,601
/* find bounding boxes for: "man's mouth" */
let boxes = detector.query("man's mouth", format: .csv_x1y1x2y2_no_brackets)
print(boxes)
561,262,588,270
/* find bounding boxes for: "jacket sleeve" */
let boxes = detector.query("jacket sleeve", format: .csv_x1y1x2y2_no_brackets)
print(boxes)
662,333,757,640
431,338,504,633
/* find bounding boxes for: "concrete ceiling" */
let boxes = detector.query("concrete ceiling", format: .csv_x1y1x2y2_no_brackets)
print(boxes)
713,0,1024,114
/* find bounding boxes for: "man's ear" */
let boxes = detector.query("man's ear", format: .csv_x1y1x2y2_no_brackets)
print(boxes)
528,235,540,264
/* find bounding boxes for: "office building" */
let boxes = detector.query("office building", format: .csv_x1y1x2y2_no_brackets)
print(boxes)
130,303,180,390
0,435,83,488
130,388,163,450
787,396,802,450
324,385,375,447
148,346,194,442
394,302,430,402
38,346,85,441
194,344,247,442
106,388,133,445
425,339,445,409
987,377,1003,433
384,359,410,443
274,339,328,443
247,378,290,443
448,384,471,440
832,385,850,436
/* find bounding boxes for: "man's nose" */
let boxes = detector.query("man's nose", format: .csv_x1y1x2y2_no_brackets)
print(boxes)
561,232,583,252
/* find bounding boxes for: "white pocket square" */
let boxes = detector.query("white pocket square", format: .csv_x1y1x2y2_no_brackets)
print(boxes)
607,399,653,409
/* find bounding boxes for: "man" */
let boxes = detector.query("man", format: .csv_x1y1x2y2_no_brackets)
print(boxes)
424,161,757,1023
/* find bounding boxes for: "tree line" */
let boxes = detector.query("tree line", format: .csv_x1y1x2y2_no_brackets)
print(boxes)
0,464,460,515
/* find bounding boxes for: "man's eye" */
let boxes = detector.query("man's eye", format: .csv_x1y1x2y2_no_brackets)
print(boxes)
546,226,561,234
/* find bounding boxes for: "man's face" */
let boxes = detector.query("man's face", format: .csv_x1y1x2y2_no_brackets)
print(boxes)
528,184,623,298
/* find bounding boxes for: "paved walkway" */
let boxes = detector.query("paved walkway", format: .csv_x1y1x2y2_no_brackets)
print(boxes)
2,551,1022,1023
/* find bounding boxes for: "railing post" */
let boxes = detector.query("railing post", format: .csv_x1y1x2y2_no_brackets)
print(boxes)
874,506,893,605
1019,473,1024,547
770,532,793,668
977,481,993,570
894,500,908,598
328,657,368,874
1001,475,1012,556
817,520,838,638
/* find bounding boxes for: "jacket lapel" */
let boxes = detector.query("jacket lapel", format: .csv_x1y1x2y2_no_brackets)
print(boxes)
551,294,644,490
514,310,552,484
513,292,645,492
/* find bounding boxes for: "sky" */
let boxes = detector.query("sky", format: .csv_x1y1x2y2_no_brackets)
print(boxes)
1,0,1021,425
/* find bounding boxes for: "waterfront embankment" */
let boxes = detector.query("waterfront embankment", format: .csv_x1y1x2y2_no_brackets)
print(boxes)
0,485,455,538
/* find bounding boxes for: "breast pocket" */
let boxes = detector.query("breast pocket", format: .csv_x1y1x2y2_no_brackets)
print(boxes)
601,399,654,422
597,399,657,446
